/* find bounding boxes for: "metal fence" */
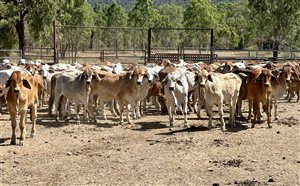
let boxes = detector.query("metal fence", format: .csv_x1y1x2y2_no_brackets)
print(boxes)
0,49,22,63
1,25,300,64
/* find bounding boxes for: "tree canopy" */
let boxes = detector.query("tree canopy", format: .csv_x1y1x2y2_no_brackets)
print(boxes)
0,0,299,59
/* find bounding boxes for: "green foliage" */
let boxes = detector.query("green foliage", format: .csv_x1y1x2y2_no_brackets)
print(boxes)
152,4,184,48
128,0,158,28
184,0,218,47
1,0,300,55
57,0,94,51
216,0,251,49
248,0,300,50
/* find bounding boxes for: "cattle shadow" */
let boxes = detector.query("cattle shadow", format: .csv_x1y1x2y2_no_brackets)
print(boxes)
0,137,10,146
156,125,210,135
133,121,167,131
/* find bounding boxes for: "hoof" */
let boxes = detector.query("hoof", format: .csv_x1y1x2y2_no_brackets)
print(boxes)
30,133,35,138
19,140,24,146
10,140,16,145
251,124,255,128
268,125,272,128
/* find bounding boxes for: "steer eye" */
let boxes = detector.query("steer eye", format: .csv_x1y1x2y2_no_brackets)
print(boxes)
176,80,183,86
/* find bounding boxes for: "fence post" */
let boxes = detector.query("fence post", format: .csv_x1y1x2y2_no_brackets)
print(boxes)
210,29,214,63
53,20,57,63
248,50,250,60
147,28,151,63
256,50,258,60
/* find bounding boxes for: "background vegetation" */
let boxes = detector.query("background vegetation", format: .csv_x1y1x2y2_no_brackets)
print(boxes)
0,0,299,58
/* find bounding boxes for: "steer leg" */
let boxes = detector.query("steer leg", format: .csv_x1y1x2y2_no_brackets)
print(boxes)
118,101,125,125
248,99,253,121
206,104,213,130
218,101,226,131
273,98,278,120
19,108,27,146
183,96,189,128
252,100,260,128
296,86,300,102
75,102,81,124
109,101,118,117
167,104,174,127
126,103,132,124
265,98,272,128
88,95,96,122
30,104,37,138
8,105,17,145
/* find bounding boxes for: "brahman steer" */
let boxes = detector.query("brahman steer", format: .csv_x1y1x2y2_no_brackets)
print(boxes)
163,68,189,128
197,69,242,131
89,66,146,124
247,68,274,128
54,68,94,123
271,66,292,120
6,71,38,145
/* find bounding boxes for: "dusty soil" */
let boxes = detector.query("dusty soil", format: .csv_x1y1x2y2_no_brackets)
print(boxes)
0,97,299,186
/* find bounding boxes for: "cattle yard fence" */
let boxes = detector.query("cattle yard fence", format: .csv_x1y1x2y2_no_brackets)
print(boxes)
1,25,300,64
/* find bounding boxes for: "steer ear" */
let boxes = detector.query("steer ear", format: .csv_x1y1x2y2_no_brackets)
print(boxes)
22,79,31,89
161,77,168,86
271,74,279,85
5,79,11,88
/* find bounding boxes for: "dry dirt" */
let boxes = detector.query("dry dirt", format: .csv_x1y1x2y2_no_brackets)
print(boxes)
0,97,299,186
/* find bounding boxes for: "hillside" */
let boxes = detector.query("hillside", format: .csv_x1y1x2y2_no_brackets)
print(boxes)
87,0,238,8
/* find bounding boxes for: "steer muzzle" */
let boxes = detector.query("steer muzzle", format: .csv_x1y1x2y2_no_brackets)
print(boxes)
169,87,175,91
14,89,20,94
199,83,205,88
264,82,270,87
137,81,142,85
86,81,91,85
286,79,291,83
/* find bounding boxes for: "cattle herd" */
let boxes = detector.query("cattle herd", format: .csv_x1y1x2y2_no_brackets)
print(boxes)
0,58,299,146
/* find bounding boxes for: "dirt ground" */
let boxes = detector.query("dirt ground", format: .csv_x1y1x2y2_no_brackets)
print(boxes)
0,97,299,186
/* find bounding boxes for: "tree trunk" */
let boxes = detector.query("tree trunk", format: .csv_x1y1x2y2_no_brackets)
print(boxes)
89,31,94,49
273,39,279,60
15,19,25,59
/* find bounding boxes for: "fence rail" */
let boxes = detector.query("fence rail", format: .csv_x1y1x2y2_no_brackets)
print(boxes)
1,47,300,64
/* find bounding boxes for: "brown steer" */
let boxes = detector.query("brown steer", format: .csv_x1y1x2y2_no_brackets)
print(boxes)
6,71,38,145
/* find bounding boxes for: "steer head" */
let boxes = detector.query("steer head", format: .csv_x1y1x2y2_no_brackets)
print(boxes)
6,71,31,94
162,71,184,91
80,68,94,85
280,66,292,83
196,68,209,87
252,68,273,88
129,66,146,85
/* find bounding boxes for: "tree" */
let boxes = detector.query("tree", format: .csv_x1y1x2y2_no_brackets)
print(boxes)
93,3,108,49
105,1,128,48
56,0,94,58
128,0,158,28
248,0,300,58
0,0,57,58
153,4,184,48
183,0,218,48
216,0,251,49
128,0,158,50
